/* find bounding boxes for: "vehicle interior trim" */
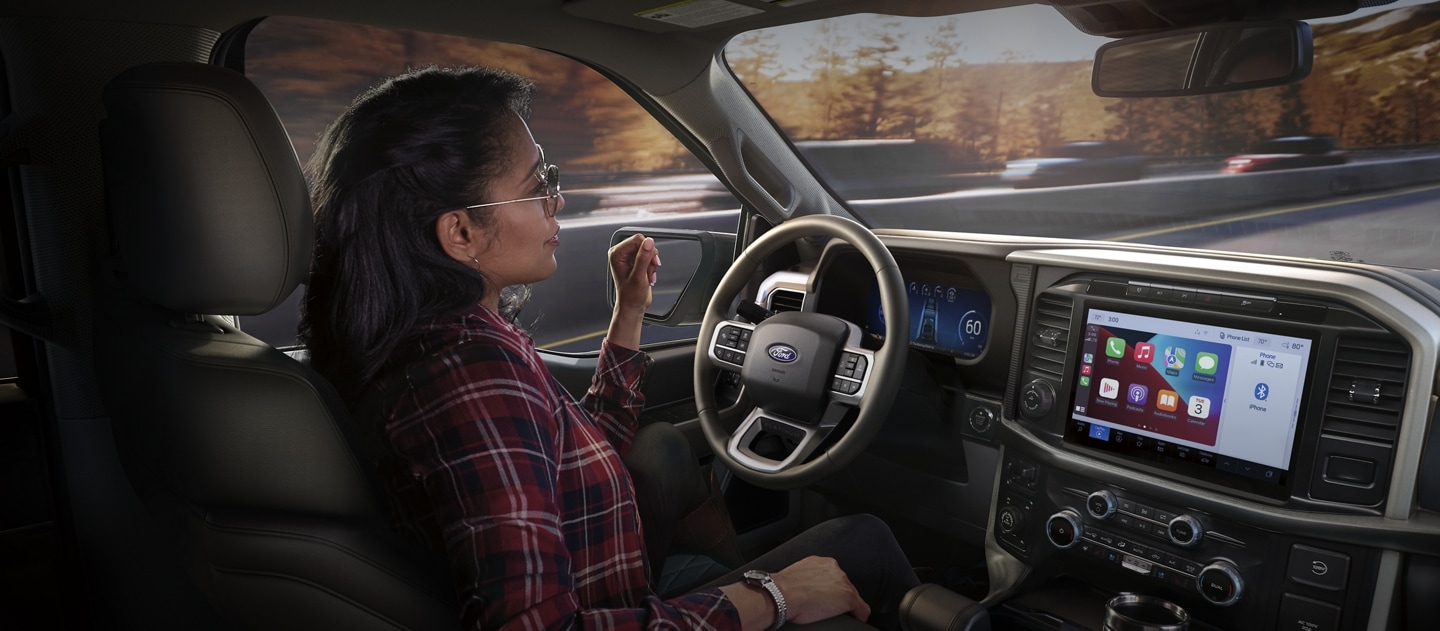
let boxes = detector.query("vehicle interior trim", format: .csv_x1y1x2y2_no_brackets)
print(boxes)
999,246,1440,521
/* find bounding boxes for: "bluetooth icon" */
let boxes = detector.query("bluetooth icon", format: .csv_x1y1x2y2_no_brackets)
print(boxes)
1254,383,1270,401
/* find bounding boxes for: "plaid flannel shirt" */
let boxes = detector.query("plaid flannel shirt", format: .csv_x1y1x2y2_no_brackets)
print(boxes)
376,304,739,630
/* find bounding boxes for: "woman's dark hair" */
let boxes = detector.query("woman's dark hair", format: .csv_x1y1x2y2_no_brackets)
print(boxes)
300,65,534,402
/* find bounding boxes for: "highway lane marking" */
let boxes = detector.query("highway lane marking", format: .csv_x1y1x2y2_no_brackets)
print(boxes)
1109,182,1440,242
539,328,609,350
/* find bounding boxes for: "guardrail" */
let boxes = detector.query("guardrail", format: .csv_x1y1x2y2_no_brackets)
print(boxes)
854,155,1440,238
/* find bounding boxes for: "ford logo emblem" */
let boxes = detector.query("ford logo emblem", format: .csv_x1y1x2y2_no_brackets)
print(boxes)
767,344,799,363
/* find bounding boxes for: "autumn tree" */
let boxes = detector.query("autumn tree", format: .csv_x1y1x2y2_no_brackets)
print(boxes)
804,21,852,138
1271,83,1312,137
829,21,913,138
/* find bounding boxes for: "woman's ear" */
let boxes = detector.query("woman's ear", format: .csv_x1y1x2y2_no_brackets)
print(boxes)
435,210,479,264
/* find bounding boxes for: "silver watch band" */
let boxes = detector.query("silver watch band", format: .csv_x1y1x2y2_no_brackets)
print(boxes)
745,571,786,631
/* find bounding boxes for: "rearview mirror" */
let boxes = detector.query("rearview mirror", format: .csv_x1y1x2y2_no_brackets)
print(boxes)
607,227,735,327
1092,19,1312,98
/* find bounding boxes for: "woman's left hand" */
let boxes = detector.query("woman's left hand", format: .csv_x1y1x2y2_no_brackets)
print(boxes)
608,233,661,315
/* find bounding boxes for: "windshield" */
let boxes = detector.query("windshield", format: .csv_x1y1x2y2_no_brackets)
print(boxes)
725,1,1440,269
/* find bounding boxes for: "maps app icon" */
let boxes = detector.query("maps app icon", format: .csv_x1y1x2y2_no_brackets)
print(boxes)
1165,346,1186,370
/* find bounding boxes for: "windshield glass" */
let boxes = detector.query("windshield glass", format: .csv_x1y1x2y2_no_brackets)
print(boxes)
725,1,1440,269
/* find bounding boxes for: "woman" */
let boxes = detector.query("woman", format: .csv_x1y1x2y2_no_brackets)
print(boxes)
301,65,918,630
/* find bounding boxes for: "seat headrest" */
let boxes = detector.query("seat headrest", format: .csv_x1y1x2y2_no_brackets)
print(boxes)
101,62,312,316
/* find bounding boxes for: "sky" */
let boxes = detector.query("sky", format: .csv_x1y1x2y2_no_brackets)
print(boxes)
729,0,1433,73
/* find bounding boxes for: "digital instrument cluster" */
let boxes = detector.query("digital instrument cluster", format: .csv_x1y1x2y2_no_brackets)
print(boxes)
867,278,992,360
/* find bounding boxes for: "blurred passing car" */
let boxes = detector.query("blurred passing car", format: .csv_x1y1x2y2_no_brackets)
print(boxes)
1222,135,1348,173
1001,140,1147,188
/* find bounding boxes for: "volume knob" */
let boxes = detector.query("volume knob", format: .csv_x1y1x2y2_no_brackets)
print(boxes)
1087,490,1118,519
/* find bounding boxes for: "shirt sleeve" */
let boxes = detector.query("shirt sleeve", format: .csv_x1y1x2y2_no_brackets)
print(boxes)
578,339,652,458
384,340,738,631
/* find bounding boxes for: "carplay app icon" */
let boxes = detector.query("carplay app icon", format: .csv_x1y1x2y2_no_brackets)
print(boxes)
1099,378,1120,399
1105,337,1126,359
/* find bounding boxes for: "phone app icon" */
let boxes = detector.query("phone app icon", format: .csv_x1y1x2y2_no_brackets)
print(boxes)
1134,342,1155,362
1195,352,1219,375
1127,384,1148,405
1079,376,1091,387
1157,389,1180,412
1188,395,1212,418
1099,378,1120,399
1105,337,1126,358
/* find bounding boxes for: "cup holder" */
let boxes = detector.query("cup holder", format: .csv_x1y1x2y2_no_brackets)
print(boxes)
1103,593,1190,631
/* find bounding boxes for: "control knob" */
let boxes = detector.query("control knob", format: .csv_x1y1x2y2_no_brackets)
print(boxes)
998,506,1026,536
1197,561,1244,607
1019,380,1055,419
968,406,996,434
1045,510,1084,549
1086,490,1118,520
1167,514,1204,548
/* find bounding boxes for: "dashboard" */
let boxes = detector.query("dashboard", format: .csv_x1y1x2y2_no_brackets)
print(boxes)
771,233,1440,631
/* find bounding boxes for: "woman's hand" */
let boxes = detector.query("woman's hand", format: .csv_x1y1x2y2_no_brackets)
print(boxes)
605,234,661,350
609,233,661,314
719,556,870,630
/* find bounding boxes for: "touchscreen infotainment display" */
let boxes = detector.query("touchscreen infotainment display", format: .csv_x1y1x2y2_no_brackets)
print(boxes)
1065,307,1315,496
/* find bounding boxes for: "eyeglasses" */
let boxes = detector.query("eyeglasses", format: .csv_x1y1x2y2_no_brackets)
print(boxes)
464,144,561,217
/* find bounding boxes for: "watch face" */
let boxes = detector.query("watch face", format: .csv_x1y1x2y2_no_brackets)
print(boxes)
744,570,768,583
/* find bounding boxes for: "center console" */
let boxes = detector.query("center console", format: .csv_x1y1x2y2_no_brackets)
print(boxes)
997,275,1410,630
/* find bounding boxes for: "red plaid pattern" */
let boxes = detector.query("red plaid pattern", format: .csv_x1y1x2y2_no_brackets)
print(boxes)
376,305,738,630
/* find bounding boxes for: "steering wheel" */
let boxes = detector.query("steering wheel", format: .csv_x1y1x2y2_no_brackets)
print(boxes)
696,215,908,490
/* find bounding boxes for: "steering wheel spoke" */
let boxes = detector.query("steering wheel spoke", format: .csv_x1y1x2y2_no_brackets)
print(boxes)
727,408,835,473
707,319,756,370
829,341,875,404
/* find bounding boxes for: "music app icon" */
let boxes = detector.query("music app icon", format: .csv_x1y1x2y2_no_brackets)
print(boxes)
1134,342,1155,362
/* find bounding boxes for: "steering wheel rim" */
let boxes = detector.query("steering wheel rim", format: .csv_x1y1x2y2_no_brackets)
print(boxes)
695,214,908,489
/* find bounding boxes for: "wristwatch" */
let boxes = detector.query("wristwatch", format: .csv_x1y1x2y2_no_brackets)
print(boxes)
743,570,787,631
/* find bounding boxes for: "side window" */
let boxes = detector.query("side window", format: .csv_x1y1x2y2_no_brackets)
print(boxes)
243,16,739,353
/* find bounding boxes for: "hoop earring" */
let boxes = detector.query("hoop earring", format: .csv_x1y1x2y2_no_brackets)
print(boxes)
469,256,482,271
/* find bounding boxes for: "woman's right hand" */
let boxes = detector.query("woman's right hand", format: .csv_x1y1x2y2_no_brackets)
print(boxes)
720,556,870,629
771,556,871,625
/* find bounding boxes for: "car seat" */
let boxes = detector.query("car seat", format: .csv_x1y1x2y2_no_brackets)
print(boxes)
92,61,461,630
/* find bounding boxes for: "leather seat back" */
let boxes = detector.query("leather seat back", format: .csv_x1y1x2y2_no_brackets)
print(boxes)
93,61,459,630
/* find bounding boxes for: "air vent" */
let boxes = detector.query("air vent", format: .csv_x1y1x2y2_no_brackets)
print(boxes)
768,289,805,313
1027,293,1074,380
1309,335,1409,507
1322,336,1409,443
